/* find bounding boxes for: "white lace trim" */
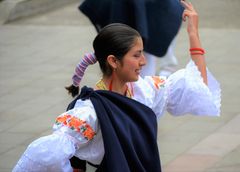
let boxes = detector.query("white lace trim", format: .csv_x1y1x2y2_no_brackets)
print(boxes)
166,60,221,116
188,60,221,115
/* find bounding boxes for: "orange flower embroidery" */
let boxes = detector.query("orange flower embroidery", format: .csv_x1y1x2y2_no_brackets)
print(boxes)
55,114,96,140
55,114,71,125
68,116,85,132
80,124,96,140
151,76,166,89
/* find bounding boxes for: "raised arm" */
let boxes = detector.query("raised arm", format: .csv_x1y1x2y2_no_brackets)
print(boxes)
181,0,208,85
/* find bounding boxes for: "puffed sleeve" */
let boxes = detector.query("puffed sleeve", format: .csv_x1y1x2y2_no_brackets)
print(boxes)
53,99,97,144
13,134,76,172
165,60,221,116
133,60,221,119
13,99,99,172
132,76,167,119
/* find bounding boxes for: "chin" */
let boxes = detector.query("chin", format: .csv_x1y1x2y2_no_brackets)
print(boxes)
132,75,139,82
126,74,139,82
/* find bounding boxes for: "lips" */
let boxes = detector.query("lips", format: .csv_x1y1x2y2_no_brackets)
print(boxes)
135,69,141,75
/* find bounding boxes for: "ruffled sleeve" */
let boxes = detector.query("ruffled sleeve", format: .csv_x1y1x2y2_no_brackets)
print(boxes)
13,99,101,172
132,60,221,119
132,76,168,119
53,99,104,165
12,134,77,172
165,60,221,116
53,100,97,143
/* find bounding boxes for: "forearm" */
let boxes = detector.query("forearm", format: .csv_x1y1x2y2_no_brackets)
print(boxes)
181,0,208,85
188,32,208,85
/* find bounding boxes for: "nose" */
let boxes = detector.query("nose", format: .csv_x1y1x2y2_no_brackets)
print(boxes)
140,54,146,66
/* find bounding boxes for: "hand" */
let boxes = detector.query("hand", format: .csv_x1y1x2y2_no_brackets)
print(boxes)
181,0,199,36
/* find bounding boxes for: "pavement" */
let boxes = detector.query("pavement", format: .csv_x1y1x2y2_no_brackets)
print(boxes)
0,0,240,172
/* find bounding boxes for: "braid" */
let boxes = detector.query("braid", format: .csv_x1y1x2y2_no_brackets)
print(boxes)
65,53,97,97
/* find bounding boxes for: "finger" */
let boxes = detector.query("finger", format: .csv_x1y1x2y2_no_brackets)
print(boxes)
182,9,191,21
187,2,195,11
180,0,192,10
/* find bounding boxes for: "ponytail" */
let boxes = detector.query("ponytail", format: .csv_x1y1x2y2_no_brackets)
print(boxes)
65,53,97,97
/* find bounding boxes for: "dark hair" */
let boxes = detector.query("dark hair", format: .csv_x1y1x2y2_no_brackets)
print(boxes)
66,23,141,97
93,23,141,76
65,84,79,97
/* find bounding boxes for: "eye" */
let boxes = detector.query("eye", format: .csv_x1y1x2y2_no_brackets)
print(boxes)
134,54,141,58
134,52,142,58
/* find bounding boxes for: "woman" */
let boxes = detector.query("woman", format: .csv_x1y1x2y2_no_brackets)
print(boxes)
13,1,221,172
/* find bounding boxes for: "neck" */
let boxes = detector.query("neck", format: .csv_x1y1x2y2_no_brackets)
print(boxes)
102,75,127,95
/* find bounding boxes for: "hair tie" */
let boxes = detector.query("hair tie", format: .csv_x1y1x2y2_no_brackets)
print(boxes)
72,53,97,87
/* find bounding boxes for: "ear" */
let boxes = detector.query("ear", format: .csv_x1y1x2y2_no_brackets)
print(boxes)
107,55,119,70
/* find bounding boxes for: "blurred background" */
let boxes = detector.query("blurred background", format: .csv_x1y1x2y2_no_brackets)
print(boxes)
0,0,240,171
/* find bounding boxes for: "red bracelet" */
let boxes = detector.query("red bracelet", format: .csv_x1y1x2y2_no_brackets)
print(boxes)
189,47,205,54
190,52,204,55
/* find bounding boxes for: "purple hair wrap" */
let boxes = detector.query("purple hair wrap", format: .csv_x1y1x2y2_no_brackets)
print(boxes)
72,53,97,86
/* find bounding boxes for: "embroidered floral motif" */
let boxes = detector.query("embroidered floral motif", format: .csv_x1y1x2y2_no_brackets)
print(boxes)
55,114,96,140
151,76,166,89
55,114,71,125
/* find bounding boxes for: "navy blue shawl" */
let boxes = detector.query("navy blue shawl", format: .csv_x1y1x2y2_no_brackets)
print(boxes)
79,0,184,57
68,86,161,172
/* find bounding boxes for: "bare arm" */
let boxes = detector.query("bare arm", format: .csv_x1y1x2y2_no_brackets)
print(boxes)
181,0,208,85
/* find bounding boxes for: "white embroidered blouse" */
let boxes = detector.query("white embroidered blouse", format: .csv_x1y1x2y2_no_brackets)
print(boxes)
13,60,221,172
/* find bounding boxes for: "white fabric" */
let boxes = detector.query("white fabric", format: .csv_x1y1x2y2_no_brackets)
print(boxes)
53,102,98,145
12,134,76,172
165,60,221,116
13,60,221,171
134,60,221,118
66,100,104,165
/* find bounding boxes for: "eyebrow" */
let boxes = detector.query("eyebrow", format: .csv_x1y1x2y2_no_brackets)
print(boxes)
136,50,143,53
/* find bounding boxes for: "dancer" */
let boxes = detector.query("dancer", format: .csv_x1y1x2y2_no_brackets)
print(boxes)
13,1,221,171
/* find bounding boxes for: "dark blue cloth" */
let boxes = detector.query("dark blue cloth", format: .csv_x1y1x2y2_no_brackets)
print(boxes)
79,0,184,57
68,86,161,172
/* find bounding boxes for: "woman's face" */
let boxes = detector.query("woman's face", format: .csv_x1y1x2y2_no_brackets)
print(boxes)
116,37,146,82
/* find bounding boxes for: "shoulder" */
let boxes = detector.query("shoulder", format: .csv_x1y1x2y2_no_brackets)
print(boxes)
134,75,167,91
54,99,98,141
131,76,167,106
